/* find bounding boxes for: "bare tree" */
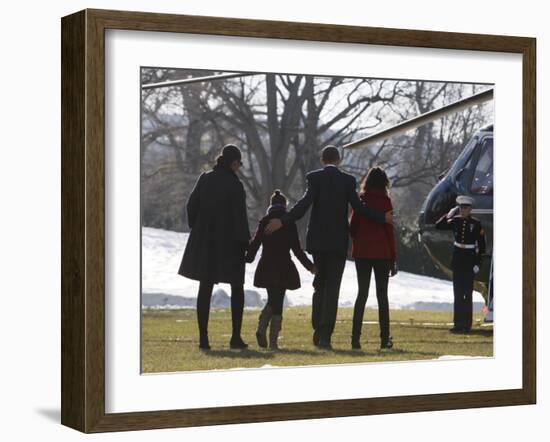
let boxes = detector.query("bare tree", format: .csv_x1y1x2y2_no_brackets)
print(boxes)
140,69,491,232
199,74,401,221
342,81,492,223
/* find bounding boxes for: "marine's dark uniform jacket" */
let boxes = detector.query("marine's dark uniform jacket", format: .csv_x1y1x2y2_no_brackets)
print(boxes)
435,214,486,270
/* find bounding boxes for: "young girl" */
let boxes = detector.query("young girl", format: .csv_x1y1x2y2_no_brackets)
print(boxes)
349,167,397,350
245,190,316,350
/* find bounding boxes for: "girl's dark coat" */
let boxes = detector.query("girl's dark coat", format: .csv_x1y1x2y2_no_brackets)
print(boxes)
178,165,250,285
246,208,314,290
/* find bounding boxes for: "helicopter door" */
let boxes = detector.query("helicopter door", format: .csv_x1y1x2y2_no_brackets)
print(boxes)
468,136,493,240
466,136,494,317
468,137,493,224
470,137,493,195
468,136,493,256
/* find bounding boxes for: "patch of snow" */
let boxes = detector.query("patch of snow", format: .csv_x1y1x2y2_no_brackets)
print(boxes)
142,227,484,310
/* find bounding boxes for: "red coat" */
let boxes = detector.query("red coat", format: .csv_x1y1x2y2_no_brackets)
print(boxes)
349,189,396,261
245,207,314,290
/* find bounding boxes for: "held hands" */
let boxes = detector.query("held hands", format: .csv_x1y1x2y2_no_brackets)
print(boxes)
243,241,253,263
265,218,283,235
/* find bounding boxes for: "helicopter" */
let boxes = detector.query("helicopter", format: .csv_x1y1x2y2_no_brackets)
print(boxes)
343,88,494,322
143,74,495,321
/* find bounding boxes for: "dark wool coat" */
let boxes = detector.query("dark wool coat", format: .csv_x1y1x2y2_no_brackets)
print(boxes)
245,207,314,290
349,189,396,261
281,166,386,255
178,165,250,285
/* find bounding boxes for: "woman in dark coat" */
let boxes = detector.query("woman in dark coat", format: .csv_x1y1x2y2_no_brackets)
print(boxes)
349,167,397,350
178,144,250,350
245,190,316,350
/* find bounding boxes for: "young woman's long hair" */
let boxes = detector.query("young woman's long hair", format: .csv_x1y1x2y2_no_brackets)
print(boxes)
360,167,390,193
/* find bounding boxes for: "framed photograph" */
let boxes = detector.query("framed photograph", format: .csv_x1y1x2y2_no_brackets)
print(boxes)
61,8,536,433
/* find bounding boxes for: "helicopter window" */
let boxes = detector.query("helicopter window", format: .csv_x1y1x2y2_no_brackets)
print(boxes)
455,154,473,192
471,138,493,194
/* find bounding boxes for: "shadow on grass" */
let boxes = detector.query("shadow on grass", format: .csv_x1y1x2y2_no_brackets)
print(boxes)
397,339,492,346
404,326,493,337
201,347,383,358
193,343,466,359
204,347,338,358
329,347,441,358
272,348,328,356
203,348,274,359
461,329,494,337
328,348,376,357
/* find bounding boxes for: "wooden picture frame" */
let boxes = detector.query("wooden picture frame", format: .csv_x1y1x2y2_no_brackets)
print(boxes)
61,8,536,433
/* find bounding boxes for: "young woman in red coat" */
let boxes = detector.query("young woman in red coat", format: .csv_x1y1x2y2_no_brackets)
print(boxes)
349,167,397,350
246,190,317,350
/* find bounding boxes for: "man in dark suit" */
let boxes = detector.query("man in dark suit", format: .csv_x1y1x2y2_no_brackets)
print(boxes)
265,146,393,349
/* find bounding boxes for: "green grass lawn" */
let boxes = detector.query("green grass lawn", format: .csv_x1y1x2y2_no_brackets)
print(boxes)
141,307,493,373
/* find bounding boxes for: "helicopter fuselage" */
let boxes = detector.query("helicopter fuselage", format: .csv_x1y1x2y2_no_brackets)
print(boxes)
418,126,493,296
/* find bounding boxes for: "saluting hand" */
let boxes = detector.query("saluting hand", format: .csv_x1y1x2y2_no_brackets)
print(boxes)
264,218,283,235
447,205,459,218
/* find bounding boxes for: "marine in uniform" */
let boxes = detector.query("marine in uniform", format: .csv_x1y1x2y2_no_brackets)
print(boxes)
436,195,486,333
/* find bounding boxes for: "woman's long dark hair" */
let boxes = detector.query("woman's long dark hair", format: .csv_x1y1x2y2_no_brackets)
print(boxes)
215,144,242,170
360,167,390,193
215,155,232,169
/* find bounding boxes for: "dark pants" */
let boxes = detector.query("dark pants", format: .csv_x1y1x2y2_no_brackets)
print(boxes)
452,269,474,331
265,287,285,315
352,259,390,341
197,281,245,341
311,251,347,343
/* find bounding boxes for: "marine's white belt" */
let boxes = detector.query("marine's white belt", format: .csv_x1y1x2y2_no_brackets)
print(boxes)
454,242,476,249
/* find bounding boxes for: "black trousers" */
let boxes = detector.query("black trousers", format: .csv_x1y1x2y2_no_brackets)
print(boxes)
352,259,390,341
452,268,474,331
197,281,245,340
265,287,285,316
311,251,347,343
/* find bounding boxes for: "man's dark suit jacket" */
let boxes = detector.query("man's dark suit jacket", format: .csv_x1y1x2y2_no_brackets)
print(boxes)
282,165,386,255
